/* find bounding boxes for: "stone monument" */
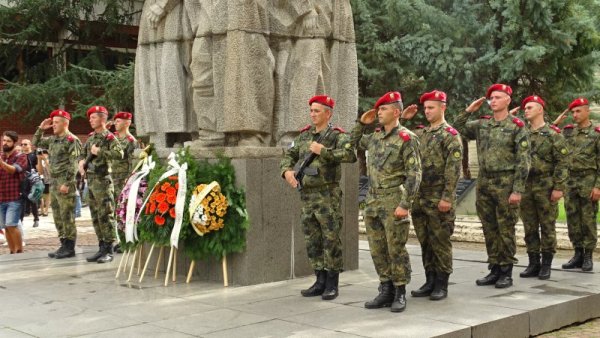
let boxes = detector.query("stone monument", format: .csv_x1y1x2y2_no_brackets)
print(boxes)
135,0,359,285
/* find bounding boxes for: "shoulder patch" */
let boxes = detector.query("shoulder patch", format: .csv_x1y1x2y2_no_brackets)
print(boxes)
399,131,411,142
563,124,574,130
299,124,311,133
595,126,600,134
332,126,346,133
127,135,136,142
416,124,426,129
66,134,74,142
375,127,382,132
445,126,458,136
480,115,492,120
512,117,525,128
549,125,561,134
88,131,94,136
106,133,115,141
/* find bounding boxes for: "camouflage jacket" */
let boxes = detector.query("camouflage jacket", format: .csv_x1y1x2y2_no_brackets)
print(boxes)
280,124,357,189
528,124,570,191
80,129,124,176
32,128,82,187
562,123,600,188
453,112,531,193
111,133,139,177
414,122,463,204
350,122,422,209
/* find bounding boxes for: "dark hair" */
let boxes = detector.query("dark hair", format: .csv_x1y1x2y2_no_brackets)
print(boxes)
3,131,18,143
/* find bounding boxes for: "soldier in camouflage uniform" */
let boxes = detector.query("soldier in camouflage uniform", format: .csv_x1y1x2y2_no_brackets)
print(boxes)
510,96,569,280
111,112,139,203
553,97,599,272
350,91,422,313
453,84,530,289
79,106,124,264
33,109,82,259
280,95,356,301
400,90,462,300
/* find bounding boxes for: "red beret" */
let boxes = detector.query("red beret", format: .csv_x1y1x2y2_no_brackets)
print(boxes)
486,84,513,99
113,112,133,120
568,97,589,111
374,91,402,109
309,95,335,109
86,106,109,119
419,90,447,104
521,95,545,109
49,109,71,120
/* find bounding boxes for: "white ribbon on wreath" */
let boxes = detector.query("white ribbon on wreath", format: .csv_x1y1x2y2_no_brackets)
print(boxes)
124,156,155,243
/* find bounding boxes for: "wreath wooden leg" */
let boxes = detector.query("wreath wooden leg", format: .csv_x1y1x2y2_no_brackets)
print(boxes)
116,248,127,279
186,260,196,284
164,246,174,286
172,248,177,283
137,245,144,276
127,248,138,282
222,255,229,287
155,246,164,279
139,243,155,283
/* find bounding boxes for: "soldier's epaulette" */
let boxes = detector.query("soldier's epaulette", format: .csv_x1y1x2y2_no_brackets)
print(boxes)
445,126,458,136
549,125,561,133
563,124,574,130
333,126,346,133
299,124,311,133
512,117,525,128
595,126,600,134
399,131,411,142
88,131,94,136
106,132,115,141
480,115,492,119
127,135,136,142
66,134,75,142
375,127,382,132
416,124,426,129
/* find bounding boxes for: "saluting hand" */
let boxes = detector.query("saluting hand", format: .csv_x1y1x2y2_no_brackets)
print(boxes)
552,109,569,126
39,118,53,130
360,109,377,125
284,170,298,189
401,104,419,120
509,107,520,116
466,97,487,113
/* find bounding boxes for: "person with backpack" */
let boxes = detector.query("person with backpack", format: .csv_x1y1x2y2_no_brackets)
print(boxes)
19,139,40,228
0,131,28,254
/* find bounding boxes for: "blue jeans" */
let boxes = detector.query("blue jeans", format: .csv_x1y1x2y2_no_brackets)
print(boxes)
75,193,82,218
0,201,23,228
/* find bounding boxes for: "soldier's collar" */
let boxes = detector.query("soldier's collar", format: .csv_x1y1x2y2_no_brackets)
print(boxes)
426,123,445,132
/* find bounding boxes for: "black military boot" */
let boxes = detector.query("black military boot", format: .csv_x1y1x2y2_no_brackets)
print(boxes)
582,249,593,272
476,264,500,286
55,239,76,259
97,242,114,263
411,271,435,297
562,247,583,269
538,252,553,280
86,241,104,262
519,252,541,278
365,281,395,309
301,270,327,297
48,238,65,258
430,272,449,301
390,285,407,313
495,264,513,289
321,271,339,300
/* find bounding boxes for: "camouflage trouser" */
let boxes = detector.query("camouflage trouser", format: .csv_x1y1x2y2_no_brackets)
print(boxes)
112,173,128,203
476,175,518,265
412,188,455,274
300,186,344,272
50,182,77,241
88,175,116,243
520,176,557,254
364,191,411,286
565,173,598,250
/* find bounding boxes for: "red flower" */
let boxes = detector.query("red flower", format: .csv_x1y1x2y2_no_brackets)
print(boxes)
166,187,176,197
169,208,176,218
155,193,166,203
158,201,170,214
175,183,179,189
155,215,165,226
160,182,170,192
167,194,177,205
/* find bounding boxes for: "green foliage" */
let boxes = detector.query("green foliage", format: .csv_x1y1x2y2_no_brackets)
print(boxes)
351,0,600,123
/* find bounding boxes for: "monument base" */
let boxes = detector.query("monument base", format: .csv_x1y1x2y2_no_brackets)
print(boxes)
149,147,359,286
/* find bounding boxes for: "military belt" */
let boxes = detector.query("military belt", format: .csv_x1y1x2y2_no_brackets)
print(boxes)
300,183,339,194
480,170,514,179
369,186,400,196
570,169,596,177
